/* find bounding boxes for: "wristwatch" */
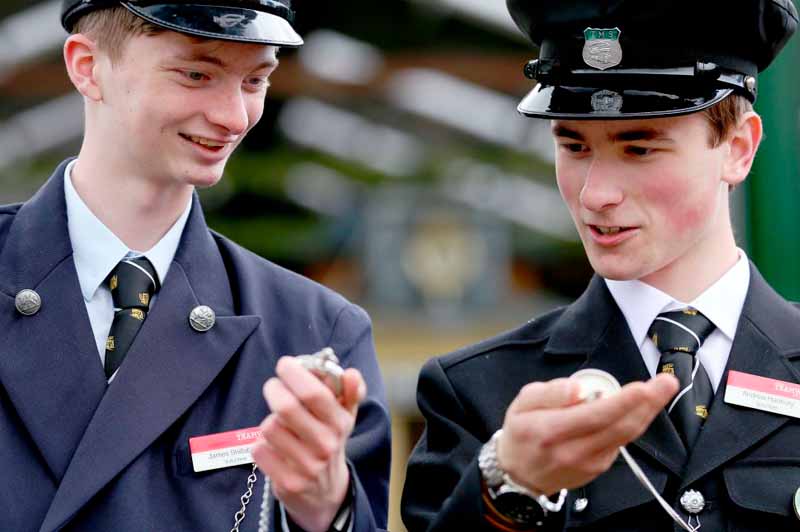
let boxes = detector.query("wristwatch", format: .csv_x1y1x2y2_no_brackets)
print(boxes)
478,429,567,528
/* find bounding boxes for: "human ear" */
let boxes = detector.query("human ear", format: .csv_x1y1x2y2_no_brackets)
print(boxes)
721,111,762,187
63,34,103,101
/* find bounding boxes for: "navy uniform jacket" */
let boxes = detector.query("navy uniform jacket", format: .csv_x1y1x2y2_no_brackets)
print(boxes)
0,160,391,532
402,270,800,531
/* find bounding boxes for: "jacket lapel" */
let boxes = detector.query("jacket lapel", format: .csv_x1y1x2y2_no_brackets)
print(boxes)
40,195,262,532
0,161,107,481
681,266,800,488
545,276,687,476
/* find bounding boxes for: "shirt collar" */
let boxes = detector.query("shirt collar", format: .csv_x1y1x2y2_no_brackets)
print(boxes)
605,251,750,347
65,160,192,301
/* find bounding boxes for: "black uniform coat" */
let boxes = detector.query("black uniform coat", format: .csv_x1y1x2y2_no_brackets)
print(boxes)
0,160,391,532
402,269,800,531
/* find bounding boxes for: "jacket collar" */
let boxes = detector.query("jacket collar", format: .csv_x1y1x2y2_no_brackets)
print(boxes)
0,162,260,532
542,267,800,482
681,265,800,487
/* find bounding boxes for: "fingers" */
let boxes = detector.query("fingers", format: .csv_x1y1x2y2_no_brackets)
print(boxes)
251,439,315,497
263,357,366,461
263,376,347,460
537,374,678,446
276,357,340,419
499,374,678,493
258,416,327,480
341,368,366,415
508,378,582,414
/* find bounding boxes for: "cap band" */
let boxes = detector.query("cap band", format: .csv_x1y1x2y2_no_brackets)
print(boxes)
539,38,758,78
126,0,293,23
62,0,295,32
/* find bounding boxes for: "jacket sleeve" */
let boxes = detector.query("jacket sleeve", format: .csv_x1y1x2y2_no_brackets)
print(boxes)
401,356,498,532
330,303,392,532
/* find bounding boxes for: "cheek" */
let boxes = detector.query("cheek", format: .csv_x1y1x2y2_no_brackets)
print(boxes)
641,173,714,234
555,162,583,207
246,99,265,129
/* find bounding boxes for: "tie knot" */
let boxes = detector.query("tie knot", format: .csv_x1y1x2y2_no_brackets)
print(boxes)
107,257,160,309
647,309,715,356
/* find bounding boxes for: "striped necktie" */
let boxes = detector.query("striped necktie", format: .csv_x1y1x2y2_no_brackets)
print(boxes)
648,309,716,450
104,257,160,379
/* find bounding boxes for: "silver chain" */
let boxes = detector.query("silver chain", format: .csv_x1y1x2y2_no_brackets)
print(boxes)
230,464,259,532
258,475,272,532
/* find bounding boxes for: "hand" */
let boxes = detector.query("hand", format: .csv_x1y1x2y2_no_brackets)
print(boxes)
496,373,678,496
251,356,366,532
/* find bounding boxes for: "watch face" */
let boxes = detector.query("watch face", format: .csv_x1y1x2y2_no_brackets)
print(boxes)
493,491,545,525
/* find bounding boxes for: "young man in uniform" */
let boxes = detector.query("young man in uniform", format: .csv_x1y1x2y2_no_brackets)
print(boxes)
403,0,799,530
0,2,390,531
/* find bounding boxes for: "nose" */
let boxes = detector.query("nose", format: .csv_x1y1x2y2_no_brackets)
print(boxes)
579,156,623,212
206,82,251,136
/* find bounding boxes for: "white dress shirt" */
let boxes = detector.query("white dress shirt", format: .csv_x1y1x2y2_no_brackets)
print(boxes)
64,159,192,366
605,251,750,392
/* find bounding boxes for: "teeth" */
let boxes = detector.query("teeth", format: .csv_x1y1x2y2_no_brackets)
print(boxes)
189,135,224,148
597,226,621,235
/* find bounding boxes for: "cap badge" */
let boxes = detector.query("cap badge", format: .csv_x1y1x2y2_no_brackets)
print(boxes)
591,90,623,113
214,14,248,29
583,28,623,70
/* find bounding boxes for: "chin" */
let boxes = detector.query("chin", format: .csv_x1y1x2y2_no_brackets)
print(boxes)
189,173,224,189
182,164,226,188
587,254,645,282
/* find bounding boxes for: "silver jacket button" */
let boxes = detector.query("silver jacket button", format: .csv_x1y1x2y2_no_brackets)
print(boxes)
573,497,589,513
680,489,705,514
189,305,215,332
15,289,42,316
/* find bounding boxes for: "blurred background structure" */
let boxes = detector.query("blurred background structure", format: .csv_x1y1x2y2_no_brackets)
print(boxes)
1,1,798,530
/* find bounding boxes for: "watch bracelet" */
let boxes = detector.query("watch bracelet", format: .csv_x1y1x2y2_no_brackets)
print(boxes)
479,429,568,515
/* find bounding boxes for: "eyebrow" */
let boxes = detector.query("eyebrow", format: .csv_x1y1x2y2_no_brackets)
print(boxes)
551,125,585,141
551,124,675,143
174,53,279,71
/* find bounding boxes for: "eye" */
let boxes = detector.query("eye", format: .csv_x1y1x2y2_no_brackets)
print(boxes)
560,143,589,154
625,146,652,157
244,76,270,91
184,71,209,82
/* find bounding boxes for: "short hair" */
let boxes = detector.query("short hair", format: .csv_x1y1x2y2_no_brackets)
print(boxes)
71,6,164,62
702,94,754,148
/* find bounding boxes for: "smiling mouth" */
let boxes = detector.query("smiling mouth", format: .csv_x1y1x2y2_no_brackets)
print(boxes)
590,225,636,236
180,133,227,151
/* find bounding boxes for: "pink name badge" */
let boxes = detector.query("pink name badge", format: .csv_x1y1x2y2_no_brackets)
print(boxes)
724,370,800,419
189,427,261,473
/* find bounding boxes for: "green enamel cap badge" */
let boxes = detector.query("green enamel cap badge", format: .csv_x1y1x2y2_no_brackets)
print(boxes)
583,28,622,70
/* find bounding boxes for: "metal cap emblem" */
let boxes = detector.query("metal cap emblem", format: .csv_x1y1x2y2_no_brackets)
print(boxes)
582,28,623,70
189,305,216,332
573,497,589,513
15,289,42,316
591,90,624,113
680,490,705,514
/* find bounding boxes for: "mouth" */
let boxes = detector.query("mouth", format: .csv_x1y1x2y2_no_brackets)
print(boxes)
180,133,228,152
588,224,639,244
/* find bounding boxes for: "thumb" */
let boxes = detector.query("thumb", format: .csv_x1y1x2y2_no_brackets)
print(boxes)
341,368,366,414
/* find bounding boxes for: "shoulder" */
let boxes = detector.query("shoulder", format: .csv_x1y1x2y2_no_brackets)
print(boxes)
433,305,569,373
0,202,24,250
210,230,367,325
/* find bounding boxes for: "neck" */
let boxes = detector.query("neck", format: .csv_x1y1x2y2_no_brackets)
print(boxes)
71,148,192,252
644,238,739,303
640,193,739,302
